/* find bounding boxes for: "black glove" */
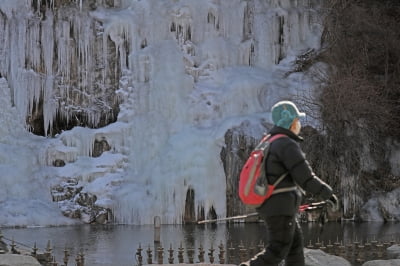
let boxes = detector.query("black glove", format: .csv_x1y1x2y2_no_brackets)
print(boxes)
327,194,339,211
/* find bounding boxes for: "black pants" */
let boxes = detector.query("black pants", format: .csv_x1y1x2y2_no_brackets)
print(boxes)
244,216,305,266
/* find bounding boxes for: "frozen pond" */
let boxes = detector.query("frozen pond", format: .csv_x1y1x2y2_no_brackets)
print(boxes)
1,222,400,266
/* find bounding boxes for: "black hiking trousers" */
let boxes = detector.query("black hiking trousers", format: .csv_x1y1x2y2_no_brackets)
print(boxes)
242,215,305,266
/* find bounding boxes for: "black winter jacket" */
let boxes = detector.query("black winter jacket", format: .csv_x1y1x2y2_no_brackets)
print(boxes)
256,126,333,217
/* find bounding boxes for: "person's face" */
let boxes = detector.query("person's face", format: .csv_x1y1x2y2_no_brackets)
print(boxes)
290,118,301,135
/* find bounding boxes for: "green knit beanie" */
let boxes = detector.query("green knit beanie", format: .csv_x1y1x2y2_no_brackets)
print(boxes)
271,101,306,129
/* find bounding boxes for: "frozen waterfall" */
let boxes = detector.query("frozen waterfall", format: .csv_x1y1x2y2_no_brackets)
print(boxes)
0,0,324,225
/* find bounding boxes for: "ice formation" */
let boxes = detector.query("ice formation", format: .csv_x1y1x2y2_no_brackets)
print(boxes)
0,0,347,225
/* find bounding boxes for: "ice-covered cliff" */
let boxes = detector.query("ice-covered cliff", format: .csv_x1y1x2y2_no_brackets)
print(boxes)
2,0,395,226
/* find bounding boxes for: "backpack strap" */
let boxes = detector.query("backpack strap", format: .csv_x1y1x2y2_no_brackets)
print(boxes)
268,172,297,195
271,172,288,186
269,172,297,195
267,133,287,143
266,134,298,195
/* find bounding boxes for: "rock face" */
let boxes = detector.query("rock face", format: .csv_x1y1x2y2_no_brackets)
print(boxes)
93,139,111,158
221,120,271,217
360,188,400,222
0,1,120,137
183,187,196,223
50,178,111,224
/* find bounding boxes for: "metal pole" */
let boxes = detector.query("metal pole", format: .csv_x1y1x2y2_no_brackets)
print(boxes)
197,212,258,224
197,201,327,224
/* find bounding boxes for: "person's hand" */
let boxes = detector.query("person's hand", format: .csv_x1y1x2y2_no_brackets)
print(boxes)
327,194,339,211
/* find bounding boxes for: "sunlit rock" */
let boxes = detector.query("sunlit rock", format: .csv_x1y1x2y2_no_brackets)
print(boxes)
360,188,400,222
0,254,41,266
304,248,352,266
387,244,400,259
362,259,400,266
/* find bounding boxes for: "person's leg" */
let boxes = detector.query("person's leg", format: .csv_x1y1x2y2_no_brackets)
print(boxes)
240,216,295,266
285,217,305,266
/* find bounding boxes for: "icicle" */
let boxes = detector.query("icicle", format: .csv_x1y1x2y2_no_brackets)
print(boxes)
56,19,71,89
41,12,54,75
60,127,95,157
75,0,83,12
106,21,131,71
39,10,55,136
81,17,92,94
9,18,30,123
27,22,41,72
102,28,108,87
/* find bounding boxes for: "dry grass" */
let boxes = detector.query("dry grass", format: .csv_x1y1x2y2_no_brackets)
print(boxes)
299,0,400,218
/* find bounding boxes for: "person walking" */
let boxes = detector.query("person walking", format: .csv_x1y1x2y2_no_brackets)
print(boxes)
240,100,339,266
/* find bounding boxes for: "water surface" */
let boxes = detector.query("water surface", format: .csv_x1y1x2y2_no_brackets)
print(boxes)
1,222,399,266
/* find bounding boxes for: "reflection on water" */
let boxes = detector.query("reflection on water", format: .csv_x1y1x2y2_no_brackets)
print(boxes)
1,222,399,266
303,221,400,244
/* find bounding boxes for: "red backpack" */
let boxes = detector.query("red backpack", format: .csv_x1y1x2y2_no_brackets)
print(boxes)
239,134,291,207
